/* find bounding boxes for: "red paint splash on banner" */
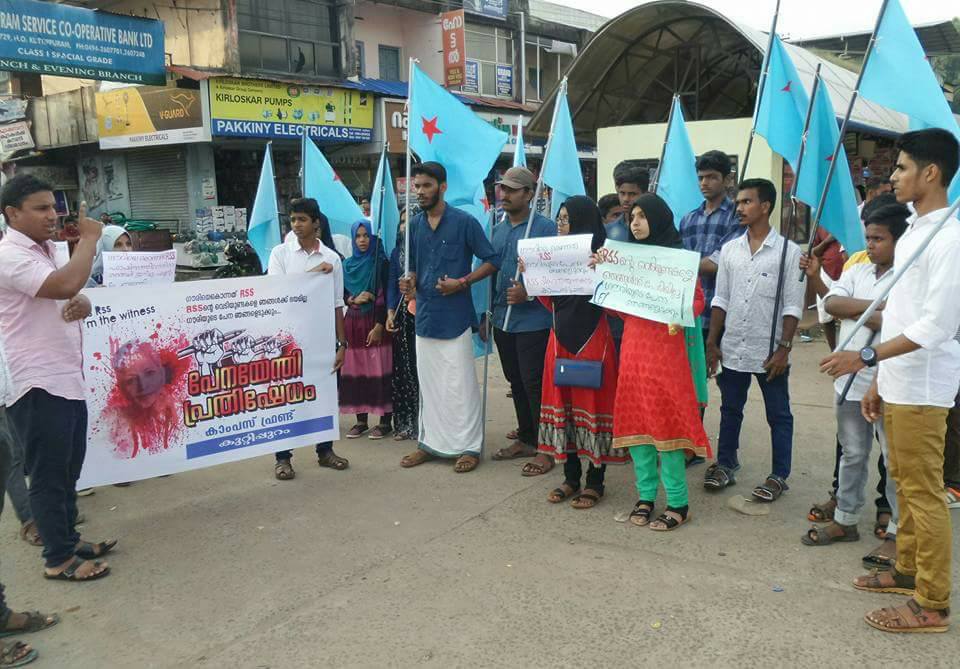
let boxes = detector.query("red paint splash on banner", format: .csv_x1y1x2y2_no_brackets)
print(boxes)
100,335,192,459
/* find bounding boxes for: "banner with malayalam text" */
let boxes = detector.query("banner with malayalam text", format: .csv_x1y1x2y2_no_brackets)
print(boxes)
590,240,700,327
77,274,339,488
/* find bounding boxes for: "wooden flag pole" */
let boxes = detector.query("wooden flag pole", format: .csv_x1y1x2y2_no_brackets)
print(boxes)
740,0,782,180
768,65,822,358
800,0,891,280
501,76,567,332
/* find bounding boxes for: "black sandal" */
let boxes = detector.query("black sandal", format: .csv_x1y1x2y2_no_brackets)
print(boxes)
629,500,655,527
704,463,736,491
547,482,580,504
0,611,59,639
317,452,349,470
42,557,110,582
752,475,788,502
649,506,690,532
75,540,118,560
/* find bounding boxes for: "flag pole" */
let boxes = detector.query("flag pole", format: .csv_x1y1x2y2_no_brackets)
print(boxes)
741,0,782,180
299,133,306,196
800,0,890,280
502,77,568,331
832,195,960,355
837,331,877,404
768,64,821,357
479,205,495,460
650,94,679,194
403,57,417,277
370,143,388,303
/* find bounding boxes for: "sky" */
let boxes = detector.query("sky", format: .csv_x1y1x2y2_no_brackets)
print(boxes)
548,0,957,40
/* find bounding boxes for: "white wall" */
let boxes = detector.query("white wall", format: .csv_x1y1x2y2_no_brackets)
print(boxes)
353,1,443,81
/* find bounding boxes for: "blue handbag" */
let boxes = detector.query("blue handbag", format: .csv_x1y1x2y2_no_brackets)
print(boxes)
552,314,605,389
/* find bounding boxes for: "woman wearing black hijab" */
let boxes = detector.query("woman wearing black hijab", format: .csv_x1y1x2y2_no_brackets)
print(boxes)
608,193,710,531
529,196,628,509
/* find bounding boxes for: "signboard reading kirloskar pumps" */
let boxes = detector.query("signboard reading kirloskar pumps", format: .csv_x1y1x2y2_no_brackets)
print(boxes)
97,86,211,149
209,78,374,143
0,0,165,85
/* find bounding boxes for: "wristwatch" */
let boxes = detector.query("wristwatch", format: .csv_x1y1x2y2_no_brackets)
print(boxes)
336,339,348,351
860,345,878,368
778,339,793,350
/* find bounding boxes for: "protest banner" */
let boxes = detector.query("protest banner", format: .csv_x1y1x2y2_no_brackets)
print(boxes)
517,233,596,296
77,274,339,488
590,239,700,327
102,249,177,287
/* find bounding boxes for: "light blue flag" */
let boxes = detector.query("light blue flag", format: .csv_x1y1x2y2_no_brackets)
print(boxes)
754,36,808,174
542,83,585,219
513,119,527,168
303,136,365,238
408,63,508,213
656,97,703,227
248,147,280,272
370,149,401,256
858,0,960,199
797,79,866,253
470,184,495,358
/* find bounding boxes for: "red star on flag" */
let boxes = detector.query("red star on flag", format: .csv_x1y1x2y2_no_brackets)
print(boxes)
781,80,792,93
332,172,342,182
825,155,834,162
421,116,443,143
480,196,491,212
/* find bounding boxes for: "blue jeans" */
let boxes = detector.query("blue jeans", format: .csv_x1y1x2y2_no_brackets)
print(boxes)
716,366,793,480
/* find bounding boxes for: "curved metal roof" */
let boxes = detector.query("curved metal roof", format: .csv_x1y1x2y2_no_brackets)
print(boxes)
527,0,910,143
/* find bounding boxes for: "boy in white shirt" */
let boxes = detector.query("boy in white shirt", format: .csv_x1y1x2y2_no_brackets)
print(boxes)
821,128,960,633
267,198,347,480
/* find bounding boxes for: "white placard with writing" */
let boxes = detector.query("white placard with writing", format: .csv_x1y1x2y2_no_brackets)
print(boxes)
102,250,178,287
517,234,596,296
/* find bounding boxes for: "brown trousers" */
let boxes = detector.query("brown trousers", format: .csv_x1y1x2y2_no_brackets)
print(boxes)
885,403,952,610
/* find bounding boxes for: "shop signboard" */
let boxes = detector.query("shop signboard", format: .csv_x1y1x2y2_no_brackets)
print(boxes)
384,100,408,154
209,78,374,143
441,9,466,89
496,64,513,98
97,86,210,149
0,0,165,84
0,121,34,155
464,0,507,20
463,60,480,94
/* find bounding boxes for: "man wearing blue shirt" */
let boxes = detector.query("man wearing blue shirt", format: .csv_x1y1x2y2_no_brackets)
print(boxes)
487,167,556,476
398,162,498,474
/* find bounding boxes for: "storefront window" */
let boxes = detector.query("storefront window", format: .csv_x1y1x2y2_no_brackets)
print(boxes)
237,0,340,77
525,36,575,102
464,23,513,98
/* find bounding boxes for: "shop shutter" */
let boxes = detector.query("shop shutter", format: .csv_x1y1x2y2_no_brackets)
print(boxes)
126,147,191,232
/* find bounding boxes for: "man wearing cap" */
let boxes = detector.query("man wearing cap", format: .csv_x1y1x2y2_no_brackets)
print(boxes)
487,167,557,475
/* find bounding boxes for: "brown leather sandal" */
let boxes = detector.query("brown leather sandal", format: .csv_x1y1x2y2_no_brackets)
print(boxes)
274,459,295,480
454,454,479,473
864,599,950,633
853,568,915,595
400,449,435,468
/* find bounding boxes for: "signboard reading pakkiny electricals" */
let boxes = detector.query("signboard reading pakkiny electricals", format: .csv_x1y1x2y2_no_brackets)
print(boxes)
209,78,374,143
0,0,165,85
97,86,210,149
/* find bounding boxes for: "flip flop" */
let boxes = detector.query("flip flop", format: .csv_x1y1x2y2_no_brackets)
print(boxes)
75,539,118,560
491,443,537,460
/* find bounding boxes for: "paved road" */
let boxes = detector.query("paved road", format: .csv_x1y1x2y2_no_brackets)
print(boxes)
2,341,957,667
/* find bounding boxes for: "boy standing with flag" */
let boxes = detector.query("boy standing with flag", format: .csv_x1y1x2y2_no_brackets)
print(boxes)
821,129,960,633
398,162,498,474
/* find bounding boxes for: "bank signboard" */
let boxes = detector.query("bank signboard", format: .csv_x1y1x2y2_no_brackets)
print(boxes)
209,78,374,143
0,0,165,84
